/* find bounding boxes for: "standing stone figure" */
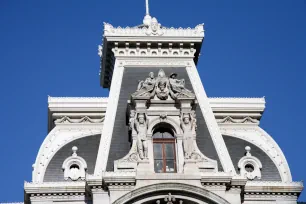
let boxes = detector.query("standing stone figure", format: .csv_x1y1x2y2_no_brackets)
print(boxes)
128,110,136,131
181,113,195,159
134,113,148,159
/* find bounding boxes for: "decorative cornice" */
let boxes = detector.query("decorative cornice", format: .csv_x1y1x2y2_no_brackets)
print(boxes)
244,181,303,195
246,181,303,187
48,96,265,108
209,97,265,102
112,48,196,58
48,96,108,102
24,181,87,194
103,23,204,38
103,171,136,186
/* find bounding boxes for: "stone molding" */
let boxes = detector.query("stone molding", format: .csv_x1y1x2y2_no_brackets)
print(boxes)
48,96,266,120
94,61,125,176
220,126,292,182
55,116,105,124
217,116,259,125
0,203,24,204
24,181,87,194
118,58,189,67
112,48,196,59
48,96,108,102
245,180,304,194
209,97,265,102
246,180,303,187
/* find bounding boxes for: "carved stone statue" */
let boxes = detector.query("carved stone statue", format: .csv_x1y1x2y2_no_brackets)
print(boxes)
134,113,148,159
132,70,195,100
155,69,169,100
128,110,136,131
169,73,194,99
181,113,196,159
146,17,163,36
133,72,156,97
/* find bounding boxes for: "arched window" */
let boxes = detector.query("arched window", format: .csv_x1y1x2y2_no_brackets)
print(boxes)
153,125,177,173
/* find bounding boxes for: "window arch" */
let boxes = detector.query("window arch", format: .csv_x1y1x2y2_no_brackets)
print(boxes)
153,124,177,173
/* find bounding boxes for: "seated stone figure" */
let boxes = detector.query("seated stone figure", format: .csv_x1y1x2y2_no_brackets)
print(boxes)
169,73,194,99
133,72,156,97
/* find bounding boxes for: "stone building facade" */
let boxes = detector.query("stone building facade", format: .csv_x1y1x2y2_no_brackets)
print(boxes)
10,8,305,204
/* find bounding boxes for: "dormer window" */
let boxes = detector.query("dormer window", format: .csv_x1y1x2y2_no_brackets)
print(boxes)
153,126,177,173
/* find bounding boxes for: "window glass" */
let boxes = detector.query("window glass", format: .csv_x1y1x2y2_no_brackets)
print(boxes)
165,160,175,173
165,143,174,159
162,131,173,138
153,143,163,159
153,131,163,138
154,160,164,173
153,127,176,173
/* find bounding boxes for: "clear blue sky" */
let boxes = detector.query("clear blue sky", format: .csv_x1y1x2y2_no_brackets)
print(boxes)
0,0,305,202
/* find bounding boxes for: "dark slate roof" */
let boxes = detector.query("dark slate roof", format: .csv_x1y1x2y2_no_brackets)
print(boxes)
106,67,223,171
44,134,101,182
223,135,281,181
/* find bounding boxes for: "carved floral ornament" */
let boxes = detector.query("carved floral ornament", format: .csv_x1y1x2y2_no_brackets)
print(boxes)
156,193,184,204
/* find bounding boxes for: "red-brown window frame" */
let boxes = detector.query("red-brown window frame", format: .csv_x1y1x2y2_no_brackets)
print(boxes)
153,138,177,173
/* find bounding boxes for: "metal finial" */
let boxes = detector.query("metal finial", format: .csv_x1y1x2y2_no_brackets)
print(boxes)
145,0,150,15
143,0,152,26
